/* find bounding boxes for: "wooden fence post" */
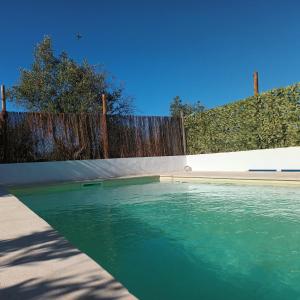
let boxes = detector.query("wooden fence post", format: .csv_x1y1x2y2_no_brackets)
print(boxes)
101,94,109,158
1,84,7,162
254,71,259,96
1,84,6,118
180,111,187,155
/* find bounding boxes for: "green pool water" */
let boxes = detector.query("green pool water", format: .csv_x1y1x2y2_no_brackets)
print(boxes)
14,180,300,300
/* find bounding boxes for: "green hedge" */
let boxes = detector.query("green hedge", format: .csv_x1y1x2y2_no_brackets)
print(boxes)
185,83,300,154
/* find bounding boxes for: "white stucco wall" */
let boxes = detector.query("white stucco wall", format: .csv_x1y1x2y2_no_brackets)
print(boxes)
0,156,186,186
186,147,300,172
1,147,300,186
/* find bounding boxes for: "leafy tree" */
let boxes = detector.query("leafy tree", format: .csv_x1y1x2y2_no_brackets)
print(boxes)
170,96,205,117
9,36,133,114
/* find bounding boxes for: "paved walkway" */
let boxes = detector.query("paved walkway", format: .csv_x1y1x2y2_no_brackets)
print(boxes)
0,189,137,300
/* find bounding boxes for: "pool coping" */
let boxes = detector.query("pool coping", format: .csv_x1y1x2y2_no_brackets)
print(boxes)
161,171,300,186
4,171,300,190
0,186,138,300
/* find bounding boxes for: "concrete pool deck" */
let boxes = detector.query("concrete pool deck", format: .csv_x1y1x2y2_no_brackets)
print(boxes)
161,171,300,185
2,171,300,300
0,189,137,300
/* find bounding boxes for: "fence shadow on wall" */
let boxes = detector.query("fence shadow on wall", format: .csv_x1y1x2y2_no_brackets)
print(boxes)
0,112,184,163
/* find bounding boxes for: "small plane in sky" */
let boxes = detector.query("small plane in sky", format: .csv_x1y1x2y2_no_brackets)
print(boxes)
75,32,82,40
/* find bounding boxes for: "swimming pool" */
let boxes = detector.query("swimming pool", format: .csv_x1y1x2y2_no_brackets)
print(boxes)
13,178,300,300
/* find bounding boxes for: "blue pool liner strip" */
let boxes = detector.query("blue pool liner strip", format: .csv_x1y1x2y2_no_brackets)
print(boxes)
248,169,277,172
281,169,300,172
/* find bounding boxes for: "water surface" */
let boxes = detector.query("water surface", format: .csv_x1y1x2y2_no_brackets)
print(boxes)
16,181,300,300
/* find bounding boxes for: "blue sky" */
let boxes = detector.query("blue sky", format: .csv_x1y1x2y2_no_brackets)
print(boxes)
1,0,300,115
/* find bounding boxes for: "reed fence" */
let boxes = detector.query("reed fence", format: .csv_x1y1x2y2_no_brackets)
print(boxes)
0,111,185,163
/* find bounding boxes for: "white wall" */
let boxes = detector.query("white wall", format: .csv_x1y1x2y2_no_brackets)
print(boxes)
0,156,186,186
1,146,300,186
186,147,300,172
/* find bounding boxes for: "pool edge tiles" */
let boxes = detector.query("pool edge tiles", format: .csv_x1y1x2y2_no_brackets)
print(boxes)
0,187,138,300
160,172,300,187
